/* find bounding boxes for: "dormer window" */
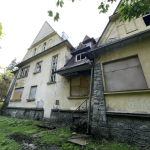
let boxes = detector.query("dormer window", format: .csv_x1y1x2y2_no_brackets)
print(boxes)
86,42,91,48
43,42,46,51
76,53,86,62
33,48,36,56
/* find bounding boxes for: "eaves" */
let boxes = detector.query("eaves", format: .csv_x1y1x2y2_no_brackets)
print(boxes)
16,40,74,68
84,28,150,60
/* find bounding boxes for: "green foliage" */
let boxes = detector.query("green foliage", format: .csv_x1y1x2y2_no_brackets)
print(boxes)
0,67,13,101
0,22,4,39
48,0,150,23
0,116,47,150
117,0,149,22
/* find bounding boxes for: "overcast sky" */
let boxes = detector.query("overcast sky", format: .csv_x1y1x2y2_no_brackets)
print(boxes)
0,0,120,69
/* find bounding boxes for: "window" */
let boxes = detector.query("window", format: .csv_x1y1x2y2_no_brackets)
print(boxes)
19,67,29,78
76,53,86,62
50,55,58,82
43,42,46,51
33,48,36,56
35,61,42,72
143,12,150,26
103,56,148,92
70,77,89,97
86,43,91,48
12,88,24,100
29,86,37,99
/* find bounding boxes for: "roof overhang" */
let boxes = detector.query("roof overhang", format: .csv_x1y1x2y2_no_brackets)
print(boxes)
84,28,150,60
17,40,75,68
82,38,96,44
71,46,91,56
56,63,91,76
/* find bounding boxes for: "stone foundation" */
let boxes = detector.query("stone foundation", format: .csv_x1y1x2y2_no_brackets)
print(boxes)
5,107,44,120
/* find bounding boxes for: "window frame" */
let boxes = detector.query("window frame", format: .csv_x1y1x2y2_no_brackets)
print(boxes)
49,55,58,83
12,87,24,100
86,42,91,48
28,86,37,100
142,12,150,26
34,61,42,73
76,53,86,62
18,66,30,78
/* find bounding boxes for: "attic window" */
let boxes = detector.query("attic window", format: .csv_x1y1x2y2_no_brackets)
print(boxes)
143,12,150,26
33,48,36,56
43,42,46,51
76,53,86,62
86,43,91,48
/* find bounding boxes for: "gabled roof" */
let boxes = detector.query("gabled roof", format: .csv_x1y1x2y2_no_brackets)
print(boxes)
30,21,55,47
82,35,90,43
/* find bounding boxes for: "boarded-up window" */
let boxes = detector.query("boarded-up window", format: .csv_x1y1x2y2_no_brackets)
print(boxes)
12,88,24,100
29,86,37,99
70,77,89,97
103,57,148,92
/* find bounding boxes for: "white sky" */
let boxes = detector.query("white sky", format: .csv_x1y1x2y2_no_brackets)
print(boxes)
0,0,120,69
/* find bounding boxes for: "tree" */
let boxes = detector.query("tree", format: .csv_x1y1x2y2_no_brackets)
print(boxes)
6,58,17,71
0,22,4,49
48,0,150,22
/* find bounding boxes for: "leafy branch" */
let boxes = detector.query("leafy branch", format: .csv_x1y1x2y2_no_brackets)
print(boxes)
47,0,150,23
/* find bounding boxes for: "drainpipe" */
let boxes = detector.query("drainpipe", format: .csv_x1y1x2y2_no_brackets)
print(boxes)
87,62,94,135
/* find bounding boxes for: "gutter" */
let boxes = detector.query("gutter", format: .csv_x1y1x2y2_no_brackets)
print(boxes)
85,28,150,58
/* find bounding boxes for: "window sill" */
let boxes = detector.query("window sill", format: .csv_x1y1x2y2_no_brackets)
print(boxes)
47,81,56,85
33,71,41,75
17,76,27,79
10,99,21,102
68,96,89,99
26,99,36,102
104,89,150,95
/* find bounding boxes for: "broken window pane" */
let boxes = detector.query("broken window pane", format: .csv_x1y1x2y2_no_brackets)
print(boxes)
19,67,29,78
29,86,37,99
36,62,42,72
50,55,58,82
43,43,46,51
81,54,86,60
76,53,86,62
33,48,36,56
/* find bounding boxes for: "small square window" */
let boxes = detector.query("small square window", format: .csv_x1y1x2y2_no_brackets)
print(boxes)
35,62,42,72
76,53,86,62
29,86,37,99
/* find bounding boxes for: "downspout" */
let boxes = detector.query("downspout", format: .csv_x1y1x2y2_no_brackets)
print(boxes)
87,61,94,134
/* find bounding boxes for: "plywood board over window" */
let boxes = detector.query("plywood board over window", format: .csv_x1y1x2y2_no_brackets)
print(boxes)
70,76,89,97
12,88,24,100
103,56,148,92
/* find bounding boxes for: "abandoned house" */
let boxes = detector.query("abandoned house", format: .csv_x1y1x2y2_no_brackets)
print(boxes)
2,0,150,146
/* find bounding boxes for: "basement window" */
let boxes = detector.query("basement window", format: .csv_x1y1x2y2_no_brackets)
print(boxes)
12,88,24,100
29,86,37,99
50,55,58,82
76,53,86,62
19,67,29,78
35,61,42,72
143,12,150,26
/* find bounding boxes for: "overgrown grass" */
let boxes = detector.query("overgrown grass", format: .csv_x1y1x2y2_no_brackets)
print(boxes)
0,116,47,150
0,116,139,150
0,102,3,109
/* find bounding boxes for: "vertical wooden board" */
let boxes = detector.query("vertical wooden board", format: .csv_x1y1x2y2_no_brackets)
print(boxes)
12,92,21,100
71,77,80,86
80,77,88,88
71,85,80,96
79,88,89,96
